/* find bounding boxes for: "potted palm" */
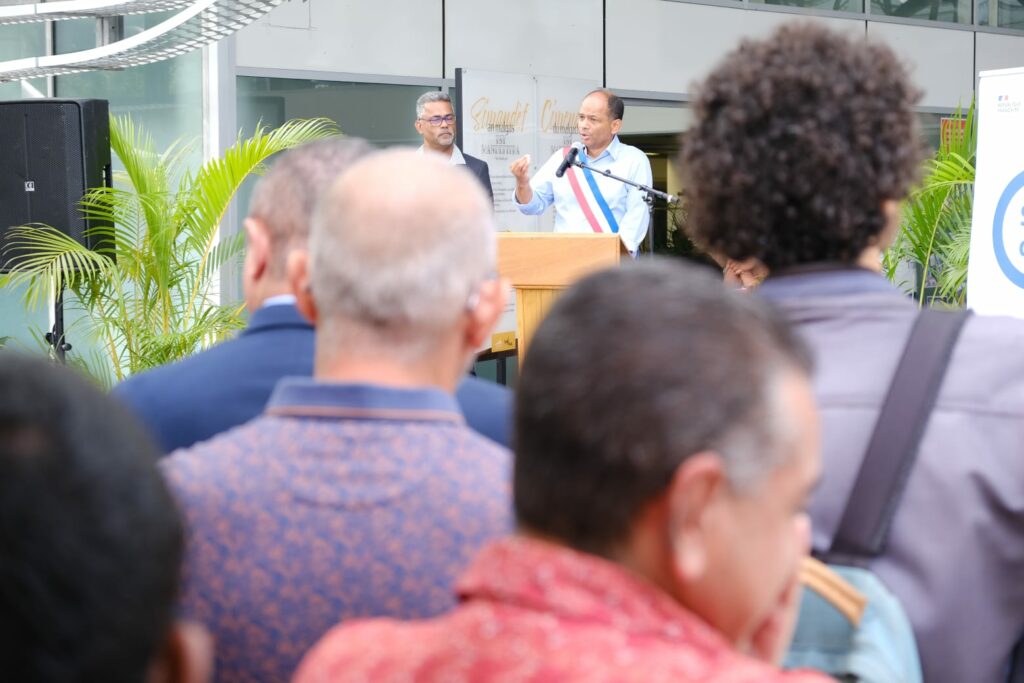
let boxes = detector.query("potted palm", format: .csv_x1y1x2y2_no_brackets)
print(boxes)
884,102,976,307
0,114,337,386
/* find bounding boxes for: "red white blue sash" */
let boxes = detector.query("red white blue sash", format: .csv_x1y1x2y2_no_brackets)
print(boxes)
562,146,620,234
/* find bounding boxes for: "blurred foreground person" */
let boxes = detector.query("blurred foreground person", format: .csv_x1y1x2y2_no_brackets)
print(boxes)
679,22,1024,683
295,260,829,683
162,150,512,683
0,354,211,683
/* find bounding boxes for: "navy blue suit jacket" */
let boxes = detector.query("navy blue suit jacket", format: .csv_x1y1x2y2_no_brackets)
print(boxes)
462,152,493,203
114,304,512,452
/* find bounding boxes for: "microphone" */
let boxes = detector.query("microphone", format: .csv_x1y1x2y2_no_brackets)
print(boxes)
555,142,582,178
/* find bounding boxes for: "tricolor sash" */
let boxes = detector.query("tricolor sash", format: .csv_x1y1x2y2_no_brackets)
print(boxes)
562,146,620,234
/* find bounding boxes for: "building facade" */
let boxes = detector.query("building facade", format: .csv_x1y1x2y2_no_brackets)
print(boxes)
1,0,1021,349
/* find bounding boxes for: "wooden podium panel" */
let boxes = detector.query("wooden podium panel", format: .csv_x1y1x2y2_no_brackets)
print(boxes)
496,233,624,362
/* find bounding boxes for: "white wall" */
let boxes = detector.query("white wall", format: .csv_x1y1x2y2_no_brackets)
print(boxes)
867,22,975,107
444,0,602,81
236,0,443,77
606,0,864,94
977,32,1024,74
234,0,1008,110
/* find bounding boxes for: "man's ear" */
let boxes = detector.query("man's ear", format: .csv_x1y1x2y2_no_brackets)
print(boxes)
287,250,318,326
146,621,213,683
414,118,425,137
666,451,727,584
610,118,623,136
243,218,271,284
464,277,508,351
241,218,272,311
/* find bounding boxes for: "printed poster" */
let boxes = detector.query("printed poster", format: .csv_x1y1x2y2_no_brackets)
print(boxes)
968,67,1024,316
458,68,599,233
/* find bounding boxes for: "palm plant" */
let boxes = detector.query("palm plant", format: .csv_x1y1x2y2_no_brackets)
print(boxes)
884,102,976,307
0,115,337,386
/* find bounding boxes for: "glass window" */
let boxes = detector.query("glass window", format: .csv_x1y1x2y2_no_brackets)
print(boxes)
977,0,1024,29
0,24,47,102
234,76,433,249
871,0,971,24
53,15,204,168
749,0,865,14
0,24,51,349
237,77,430,147
917,112,945,151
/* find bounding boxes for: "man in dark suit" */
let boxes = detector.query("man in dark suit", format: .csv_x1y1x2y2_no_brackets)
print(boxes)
414,91,493,202
114,137,511,453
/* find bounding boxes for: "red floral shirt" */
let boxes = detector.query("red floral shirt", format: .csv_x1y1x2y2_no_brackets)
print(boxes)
294,536,831,683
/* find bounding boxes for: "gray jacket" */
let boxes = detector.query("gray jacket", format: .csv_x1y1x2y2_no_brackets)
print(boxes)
759,268,1024,683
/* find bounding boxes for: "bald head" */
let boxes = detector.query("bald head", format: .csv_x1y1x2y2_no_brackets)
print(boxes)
247,137,375,277
308,149,496,353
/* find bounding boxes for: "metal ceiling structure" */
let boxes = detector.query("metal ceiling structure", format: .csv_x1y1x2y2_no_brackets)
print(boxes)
0,0,285,82
0,0,193,24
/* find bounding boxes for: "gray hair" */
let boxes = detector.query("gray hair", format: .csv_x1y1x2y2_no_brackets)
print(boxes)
415,91,452,119
309,148,495,359
247,137,375,277
512,260,814,555
713,365,805,491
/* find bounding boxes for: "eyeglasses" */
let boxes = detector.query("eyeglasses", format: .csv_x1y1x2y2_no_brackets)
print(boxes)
419,114,456,126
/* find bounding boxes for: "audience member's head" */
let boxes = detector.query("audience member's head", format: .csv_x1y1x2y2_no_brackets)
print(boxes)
514,260,819,662
242,137,375,310
290,149,504,387
678,23,925,272
0,354,210,683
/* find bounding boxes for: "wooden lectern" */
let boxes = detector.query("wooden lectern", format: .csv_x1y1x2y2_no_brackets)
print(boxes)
496,233,626,362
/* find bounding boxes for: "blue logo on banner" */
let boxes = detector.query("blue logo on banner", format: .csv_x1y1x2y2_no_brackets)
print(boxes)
992,170,1024,289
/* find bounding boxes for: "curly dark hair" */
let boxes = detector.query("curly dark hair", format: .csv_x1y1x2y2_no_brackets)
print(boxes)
677,23,925,270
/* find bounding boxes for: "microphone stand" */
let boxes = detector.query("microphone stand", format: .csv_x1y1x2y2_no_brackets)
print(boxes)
571,158,678,257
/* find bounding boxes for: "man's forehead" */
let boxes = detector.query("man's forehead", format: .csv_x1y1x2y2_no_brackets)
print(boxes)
579,95,609,116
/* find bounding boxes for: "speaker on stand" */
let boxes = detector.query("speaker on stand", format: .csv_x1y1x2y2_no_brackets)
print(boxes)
0,99,112,362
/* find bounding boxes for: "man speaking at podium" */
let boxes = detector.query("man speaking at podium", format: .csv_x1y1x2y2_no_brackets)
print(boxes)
509,89,652,255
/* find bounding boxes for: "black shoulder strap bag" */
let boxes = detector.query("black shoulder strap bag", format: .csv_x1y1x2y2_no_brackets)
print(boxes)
827,307,971,562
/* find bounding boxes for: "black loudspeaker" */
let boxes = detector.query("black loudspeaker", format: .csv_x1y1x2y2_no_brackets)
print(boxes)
0,99,112,272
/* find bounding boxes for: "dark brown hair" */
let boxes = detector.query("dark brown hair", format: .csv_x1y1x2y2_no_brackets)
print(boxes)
678,23,925,270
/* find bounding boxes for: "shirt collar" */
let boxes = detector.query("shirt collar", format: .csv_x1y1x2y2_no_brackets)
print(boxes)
266,377,464,424
416,143,466,166
582,135,622,163
457,536,733,648
757,266,902,301
261,294,297,308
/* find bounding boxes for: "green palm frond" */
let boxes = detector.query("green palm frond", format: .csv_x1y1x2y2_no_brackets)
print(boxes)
0,114,337,383
885,100,976,307
2,225,118,309
203,230,246,282
178,118,338,246
176,118,338,324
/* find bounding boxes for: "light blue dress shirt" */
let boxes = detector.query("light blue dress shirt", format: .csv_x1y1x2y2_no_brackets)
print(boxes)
514,136,653,254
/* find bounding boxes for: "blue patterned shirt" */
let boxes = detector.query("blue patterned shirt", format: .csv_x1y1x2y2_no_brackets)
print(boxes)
160,379,513,683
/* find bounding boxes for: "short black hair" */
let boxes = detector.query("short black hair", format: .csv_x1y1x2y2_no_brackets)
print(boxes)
677,23,925,270
588,89,625,121
0,354,183,683
513,260,811,557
